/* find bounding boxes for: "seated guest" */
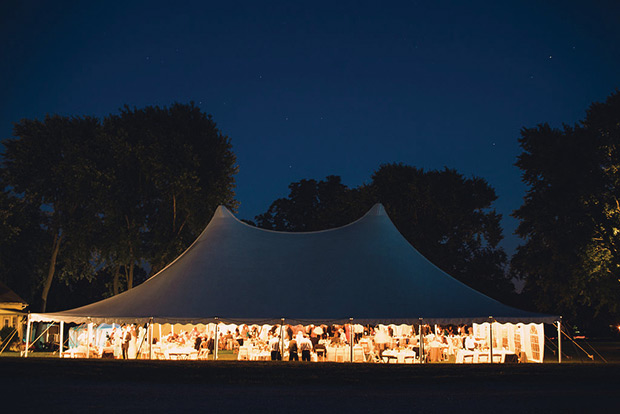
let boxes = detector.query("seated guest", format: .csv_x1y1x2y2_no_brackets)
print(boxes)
235,327,244,346
464,332,476,351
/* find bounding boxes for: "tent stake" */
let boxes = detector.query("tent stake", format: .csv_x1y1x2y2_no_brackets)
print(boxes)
24,313,31,358
59,321,64,358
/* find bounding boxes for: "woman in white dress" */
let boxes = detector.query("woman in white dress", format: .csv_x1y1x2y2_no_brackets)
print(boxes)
128,324,138,359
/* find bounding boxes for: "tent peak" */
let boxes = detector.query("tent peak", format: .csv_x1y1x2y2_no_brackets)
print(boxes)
366,203,386,217
214,205,235,218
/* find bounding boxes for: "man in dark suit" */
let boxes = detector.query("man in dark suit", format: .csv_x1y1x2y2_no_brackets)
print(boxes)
121,326,131,359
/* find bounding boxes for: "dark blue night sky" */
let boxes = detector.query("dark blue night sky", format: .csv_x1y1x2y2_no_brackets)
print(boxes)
2,1,619,255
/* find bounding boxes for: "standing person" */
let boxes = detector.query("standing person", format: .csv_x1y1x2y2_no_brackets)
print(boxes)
288,338,298,361
269,333,281,360
121,325,131,359
128,324,138,359
206,333,215,358
299,334,312,361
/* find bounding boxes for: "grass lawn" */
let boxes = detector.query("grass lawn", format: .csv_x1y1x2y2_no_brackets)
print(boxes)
2,350,620,413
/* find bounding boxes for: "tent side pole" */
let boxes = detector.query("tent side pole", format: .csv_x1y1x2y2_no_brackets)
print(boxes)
280,318,285,360
24,314,31,358
350,318,354,363
557,318,562,364
149,318,153,360
418,318,423,364
489,317,493,364
214,318,219,360
59,321,64,358
87,322,93,359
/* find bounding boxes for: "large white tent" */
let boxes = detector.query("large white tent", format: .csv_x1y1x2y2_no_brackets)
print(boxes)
30,204,556,326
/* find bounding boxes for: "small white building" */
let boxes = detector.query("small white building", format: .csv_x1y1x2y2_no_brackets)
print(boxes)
0,280,28,346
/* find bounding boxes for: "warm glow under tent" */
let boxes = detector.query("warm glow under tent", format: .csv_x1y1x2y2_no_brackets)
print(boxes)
30,204,556,326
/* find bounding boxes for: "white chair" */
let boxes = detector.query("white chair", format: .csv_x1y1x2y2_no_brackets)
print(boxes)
238,347,249,360
352,345,365,362
335,347,345,362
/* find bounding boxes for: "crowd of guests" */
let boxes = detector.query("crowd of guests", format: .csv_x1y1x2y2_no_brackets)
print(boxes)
70,322,488,362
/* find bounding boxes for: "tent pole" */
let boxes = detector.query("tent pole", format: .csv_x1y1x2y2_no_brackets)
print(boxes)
350,318,354,363
214,317,219,360
158,323,162,342
24,314,31,358
489,317,493,364
418,318,423,364
557,318,562,364
87,322,93,359
59,321,64,358
280,318,285,360
149,318,153,360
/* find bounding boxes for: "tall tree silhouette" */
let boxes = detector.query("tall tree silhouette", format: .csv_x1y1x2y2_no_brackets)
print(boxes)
2,115,104,311
513,90,620,331
256,165,511,301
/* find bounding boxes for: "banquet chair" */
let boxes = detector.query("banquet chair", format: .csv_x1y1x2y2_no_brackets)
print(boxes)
403,352,416,364
198,348,210,360
335,347,345,362
462,353,474,363
152,345,166,360
477,353,489,363
360,341,372,362
314,346,326,361
382,353,398,364
352,346,365,362
237,347,249,361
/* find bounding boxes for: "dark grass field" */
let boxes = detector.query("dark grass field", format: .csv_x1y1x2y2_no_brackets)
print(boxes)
2,358,620,413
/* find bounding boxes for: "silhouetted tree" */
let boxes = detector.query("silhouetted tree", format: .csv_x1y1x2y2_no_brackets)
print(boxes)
256,166,512,301
512,90,620,331
0,103,239,310
370,164,511,301
98,103,238,291
256,175,369,231
0,183,47,304
2,115,104,311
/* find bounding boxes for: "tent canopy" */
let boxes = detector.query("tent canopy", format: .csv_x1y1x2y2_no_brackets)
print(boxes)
31,204,557,325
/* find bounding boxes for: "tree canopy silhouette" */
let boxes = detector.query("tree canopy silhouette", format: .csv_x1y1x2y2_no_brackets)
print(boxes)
0,103,238,311
512,90,620,332
256,164,512,302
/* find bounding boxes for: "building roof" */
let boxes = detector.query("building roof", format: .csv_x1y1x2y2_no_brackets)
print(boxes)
0,280,28,312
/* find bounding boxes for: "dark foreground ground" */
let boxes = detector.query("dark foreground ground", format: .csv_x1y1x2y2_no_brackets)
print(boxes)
2,359,619,413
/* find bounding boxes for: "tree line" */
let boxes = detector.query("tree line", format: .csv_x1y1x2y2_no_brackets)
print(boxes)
0,103,238,312
1,92,619,334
